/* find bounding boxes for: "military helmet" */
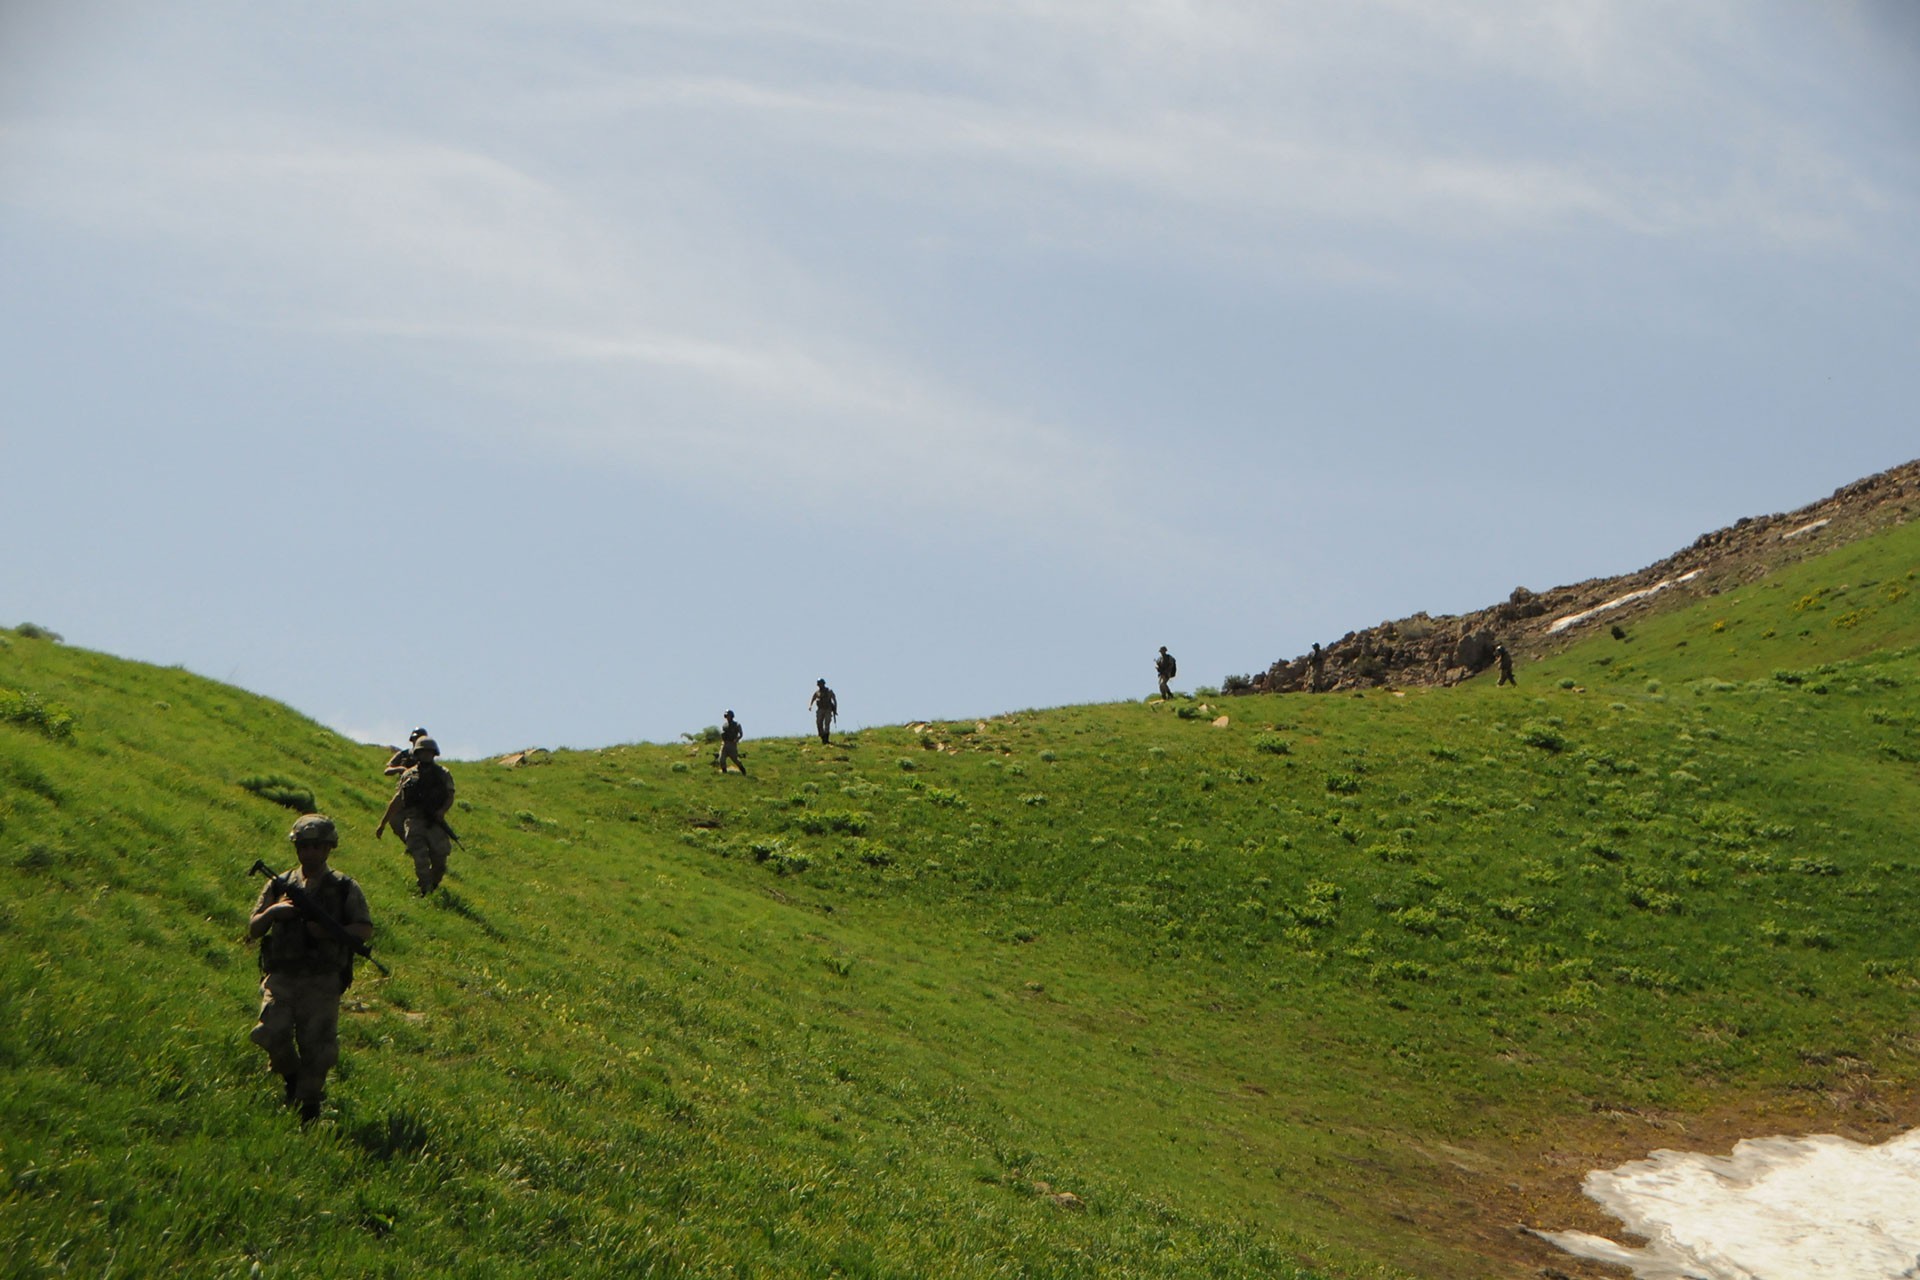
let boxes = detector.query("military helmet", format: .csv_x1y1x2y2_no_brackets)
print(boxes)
413,737,440,757
289,814,339,846
409,726,429,741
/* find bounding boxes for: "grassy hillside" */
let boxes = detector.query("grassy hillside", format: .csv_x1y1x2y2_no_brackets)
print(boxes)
2,517,1917,1279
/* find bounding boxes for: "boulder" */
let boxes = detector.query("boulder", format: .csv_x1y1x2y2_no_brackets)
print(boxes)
1452,629,1496,671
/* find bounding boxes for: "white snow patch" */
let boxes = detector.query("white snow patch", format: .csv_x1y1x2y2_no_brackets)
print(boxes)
1532,1129,1920,1279
1546,569,1704,635
1782,517,1832,540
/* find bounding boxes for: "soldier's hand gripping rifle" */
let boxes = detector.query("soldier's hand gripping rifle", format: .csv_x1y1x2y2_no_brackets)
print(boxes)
249,859,390,976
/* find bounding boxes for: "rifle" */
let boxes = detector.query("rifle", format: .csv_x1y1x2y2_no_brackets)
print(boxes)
249,859,390,976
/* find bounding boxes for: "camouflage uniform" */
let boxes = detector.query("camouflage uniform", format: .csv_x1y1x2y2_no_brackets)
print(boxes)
1156,647,1177,699
1307,643,1325,693
381,737,456,893
1495,645,1516,686
809,681,838,745
249,816,373,1119
717,711,746,774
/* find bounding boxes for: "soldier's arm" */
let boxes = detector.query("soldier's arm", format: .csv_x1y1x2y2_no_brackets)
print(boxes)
435,771,456,820
249,883,299,937
344,883,375,943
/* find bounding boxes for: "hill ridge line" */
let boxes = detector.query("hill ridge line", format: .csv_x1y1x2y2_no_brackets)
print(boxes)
1242,457,1920,695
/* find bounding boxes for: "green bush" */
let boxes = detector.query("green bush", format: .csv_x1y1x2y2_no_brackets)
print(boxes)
796,810,871,836
237,775,318,812
0,688,76,740
1253,734,1291,755
1518,721,1568,752
13,622,63,642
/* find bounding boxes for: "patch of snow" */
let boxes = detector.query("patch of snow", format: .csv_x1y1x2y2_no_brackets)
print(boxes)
1546,569,1704,635
1782,517,1832,540
1531,1129,1920,1279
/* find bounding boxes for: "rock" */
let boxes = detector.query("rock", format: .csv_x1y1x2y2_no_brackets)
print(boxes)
1452,629,1496,671
1212,716,1230,728
1033,1182,1084,1209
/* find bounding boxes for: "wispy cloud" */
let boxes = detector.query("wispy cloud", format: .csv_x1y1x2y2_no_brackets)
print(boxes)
1,0,1907,569
8,123,1163,553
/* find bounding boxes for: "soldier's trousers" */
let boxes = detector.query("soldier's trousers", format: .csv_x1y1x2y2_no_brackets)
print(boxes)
251,970,344,1105
402,810,452,892
815,711,832,743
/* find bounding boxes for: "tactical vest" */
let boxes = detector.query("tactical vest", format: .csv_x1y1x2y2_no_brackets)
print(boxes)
402,762,451,814
258,870,362,983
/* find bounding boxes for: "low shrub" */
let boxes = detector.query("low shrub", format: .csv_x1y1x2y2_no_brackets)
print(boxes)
1518,721,1568,752
797,810,871,836
0,689,76,740
238,774,316,813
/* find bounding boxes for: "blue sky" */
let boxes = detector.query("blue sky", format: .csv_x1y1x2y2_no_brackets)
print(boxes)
3,1,1915,758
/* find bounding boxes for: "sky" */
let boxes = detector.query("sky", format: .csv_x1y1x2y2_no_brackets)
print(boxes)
2,1,1916,759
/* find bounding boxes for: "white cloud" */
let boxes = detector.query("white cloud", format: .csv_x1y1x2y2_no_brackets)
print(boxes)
1,0,1907,562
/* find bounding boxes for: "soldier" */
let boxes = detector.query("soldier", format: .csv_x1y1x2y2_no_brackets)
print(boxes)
1307,643,1325,693
716,710,747,775
1155,646,1177,700
1494,643,1516,686
383,726,429,776
377,736,457,894
808,679,838,745
248,814,374,1123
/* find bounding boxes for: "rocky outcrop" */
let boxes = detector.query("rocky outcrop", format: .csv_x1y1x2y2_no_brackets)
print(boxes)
1239,458,1920,696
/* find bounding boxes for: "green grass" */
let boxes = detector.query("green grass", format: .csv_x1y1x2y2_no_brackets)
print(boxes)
2,519,1918,1278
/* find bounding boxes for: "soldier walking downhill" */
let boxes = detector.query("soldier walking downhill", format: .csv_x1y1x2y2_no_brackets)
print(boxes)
248,814,374,1123
716,710,747,775
377,735,457,894
808,679,838,745
1494,644,1516,687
